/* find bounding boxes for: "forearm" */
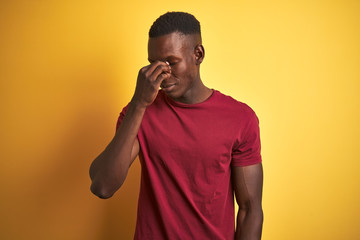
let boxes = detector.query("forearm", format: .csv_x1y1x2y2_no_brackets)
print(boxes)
89,100,145,198
235,206,263,240
90,61,171,198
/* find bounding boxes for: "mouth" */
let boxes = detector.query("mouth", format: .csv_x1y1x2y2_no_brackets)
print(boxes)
161,83,176,91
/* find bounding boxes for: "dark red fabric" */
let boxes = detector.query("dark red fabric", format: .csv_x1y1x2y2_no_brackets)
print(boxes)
116,90,262,240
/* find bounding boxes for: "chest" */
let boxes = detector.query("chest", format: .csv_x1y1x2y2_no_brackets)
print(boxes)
138,105,240,169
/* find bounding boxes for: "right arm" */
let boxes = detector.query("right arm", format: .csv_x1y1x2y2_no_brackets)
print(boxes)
89,61,171,199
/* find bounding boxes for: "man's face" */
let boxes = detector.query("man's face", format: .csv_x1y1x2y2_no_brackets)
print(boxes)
148,32,200,101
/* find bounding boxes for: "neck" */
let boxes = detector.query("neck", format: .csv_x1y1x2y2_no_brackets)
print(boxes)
172,78,213,104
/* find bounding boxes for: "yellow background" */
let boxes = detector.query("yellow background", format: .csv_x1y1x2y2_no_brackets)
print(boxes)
1,0,359,239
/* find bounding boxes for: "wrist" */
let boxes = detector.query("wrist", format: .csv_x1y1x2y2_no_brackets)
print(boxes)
129,98,148,111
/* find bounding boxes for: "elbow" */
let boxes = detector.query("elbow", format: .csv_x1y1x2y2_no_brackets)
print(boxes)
238,201,264,227
238,199,252,211
90,181,118,199
239,200,263,216
89,167,128,199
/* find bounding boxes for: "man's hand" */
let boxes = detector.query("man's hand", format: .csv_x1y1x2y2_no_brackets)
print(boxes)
132,61,171,108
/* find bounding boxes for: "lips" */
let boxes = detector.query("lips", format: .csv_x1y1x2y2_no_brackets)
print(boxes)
161,82,176,89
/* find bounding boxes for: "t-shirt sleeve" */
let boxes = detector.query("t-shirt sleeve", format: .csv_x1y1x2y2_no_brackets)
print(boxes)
115,104,130,132
231,110,262,167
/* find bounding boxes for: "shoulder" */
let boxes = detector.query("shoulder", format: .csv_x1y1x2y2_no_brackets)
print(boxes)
213,90,257,119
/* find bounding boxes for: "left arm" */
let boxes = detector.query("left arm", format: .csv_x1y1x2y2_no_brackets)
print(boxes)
232,163,263,240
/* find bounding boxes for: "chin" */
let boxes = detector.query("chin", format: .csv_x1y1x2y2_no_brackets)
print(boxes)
164,90,178,99
163,88,183,100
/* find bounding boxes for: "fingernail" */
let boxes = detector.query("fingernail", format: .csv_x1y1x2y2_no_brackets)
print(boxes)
165,61,169,65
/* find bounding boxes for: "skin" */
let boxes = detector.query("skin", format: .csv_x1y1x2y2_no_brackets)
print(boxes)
233,163,264,240
89,31,263,239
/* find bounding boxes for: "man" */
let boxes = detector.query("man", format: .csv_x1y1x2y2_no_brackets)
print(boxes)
89,12,263,240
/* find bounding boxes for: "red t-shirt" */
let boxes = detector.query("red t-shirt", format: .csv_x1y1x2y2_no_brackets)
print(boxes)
116,90,262,240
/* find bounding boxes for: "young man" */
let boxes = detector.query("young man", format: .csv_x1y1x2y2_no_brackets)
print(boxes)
90,12,263,240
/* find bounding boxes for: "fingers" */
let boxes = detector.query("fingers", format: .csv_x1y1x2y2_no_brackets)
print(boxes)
145,61,171,82
147,60,170,75
133,61,171,107
151,63,171,85
154,70,171,86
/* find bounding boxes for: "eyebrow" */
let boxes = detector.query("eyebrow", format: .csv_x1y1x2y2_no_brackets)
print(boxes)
148,55,181,62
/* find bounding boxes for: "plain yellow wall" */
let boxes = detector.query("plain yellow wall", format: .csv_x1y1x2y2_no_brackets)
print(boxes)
0,0,359,239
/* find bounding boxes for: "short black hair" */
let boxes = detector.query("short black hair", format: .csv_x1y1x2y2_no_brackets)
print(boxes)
149,11,201,38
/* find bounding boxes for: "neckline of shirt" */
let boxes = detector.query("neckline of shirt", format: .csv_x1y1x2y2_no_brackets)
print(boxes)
162,89,218,108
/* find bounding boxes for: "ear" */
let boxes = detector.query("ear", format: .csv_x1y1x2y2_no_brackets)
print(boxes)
194,44,205,65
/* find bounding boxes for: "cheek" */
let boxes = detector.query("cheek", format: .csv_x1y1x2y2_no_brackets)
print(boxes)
169,64,182,78
171,62,192,78
172,63,184,72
